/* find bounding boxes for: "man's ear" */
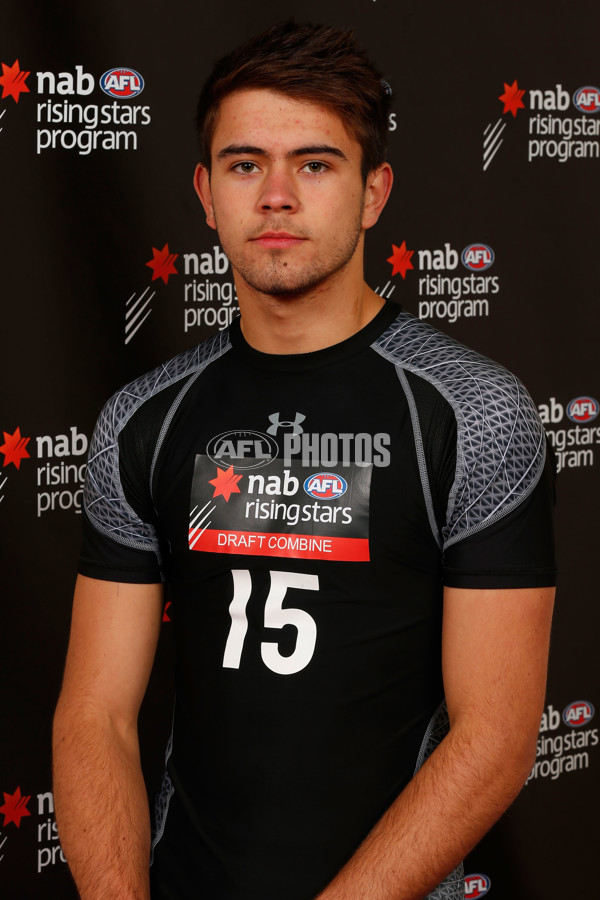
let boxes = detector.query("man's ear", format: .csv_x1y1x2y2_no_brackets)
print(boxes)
193,163,217,230
361,163,393,230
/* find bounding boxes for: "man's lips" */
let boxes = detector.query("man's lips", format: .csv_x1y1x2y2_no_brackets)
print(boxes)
250,231,306,249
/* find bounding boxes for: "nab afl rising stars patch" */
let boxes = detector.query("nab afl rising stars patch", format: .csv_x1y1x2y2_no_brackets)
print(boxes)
189,451,372,562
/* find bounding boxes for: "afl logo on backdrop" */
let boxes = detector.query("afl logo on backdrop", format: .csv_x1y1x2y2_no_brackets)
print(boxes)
461,244,494,271
464,874,491,898
100,68,144,98
573,86,600,113
566,397,599,423
562,700,595,728
304,473,348,500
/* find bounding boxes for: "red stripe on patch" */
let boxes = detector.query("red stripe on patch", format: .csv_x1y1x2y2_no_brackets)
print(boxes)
189,528,369,561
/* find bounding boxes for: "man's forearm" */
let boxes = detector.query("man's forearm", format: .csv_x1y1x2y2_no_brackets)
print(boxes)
315,719,535,900
53,699,152,900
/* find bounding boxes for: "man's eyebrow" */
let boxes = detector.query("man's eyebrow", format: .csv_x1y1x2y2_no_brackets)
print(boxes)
216,144,348,161
216,145,264,160
289,145,348,160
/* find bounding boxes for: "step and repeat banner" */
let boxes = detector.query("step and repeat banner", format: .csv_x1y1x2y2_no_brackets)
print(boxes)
1,2,598,897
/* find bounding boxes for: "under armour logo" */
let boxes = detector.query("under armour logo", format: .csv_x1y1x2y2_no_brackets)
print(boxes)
267,412,306,436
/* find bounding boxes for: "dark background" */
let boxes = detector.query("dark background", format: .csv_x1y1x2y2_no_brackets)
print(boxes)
1,2,598,897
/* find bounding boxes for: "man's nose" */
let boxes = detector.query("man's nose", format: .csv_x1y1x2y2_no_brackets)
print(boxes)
258,166,299,212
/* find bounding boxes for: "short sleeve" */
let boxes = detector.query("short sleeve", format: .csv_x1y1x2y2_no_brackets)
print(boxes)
77,330,232,584
372,310,556,590
442,446,557,589
79,388,166,583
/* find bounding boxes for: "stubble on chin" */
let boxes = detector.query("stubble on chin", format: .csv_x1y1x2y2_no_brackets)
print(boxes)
236,256,335,298
223,215,364,299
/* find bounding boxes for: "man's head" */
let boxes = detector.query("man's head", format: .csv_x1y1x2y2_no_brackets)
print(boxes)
196,20,391,181
193,22,393,304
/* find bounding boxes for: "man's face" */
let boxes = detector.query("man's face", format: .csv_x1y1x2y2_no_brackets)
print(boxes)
195,89,376,298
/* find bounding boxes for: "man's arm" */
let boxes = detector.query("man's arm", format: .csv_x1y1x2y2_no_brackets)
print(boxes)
53,574,164,900
317,585,555,900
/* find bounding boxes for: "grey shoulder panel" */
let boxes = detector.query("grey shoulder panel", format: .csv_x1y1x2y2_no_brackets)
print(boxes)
84,330,231,556
372,310,545,549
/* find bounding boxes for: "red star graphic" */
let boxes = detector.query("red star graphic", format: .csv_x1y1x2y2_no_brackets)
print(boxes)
0,787,31,828
162,601,172,622
0,60,31,103
499,80,526,117
387,241,414,279
0,427,31,469
209,466,243,502
146,243,178,284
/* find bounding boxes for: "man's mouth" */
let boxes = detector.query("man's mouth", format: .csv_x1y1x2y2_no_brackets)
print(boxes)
251,231,306,249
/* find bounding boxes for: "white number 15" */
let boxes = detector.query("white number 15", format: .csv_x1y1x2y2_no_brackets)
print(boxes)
223,569,319,675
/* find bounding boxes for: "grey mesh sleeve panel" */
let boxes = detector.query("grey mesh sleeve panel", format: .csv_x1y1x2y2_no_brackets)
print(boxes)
396,367,443,550
373,311,546,551
150,729,175,865
83,330,231,558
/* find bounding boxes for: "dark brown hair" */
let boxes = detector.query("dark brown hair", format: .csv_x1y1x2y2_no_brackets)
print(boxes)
196,20,391,181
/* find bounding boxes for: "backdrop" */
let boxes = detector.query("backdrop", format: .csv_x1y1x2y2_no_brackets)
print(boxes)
1,2,598,897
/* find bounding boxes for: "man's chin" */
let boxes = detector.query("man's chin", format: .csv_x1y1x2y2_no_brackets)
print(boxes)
260,284,316,300
239,267,342,300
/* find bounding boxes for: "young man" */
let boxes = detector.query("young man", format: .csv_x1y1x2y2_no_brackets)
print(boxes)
53,21,556,900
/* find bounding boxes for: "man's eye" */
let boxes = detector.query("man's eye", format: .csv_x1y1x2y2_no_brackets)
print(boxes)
301,161,328,174
233,161,259,174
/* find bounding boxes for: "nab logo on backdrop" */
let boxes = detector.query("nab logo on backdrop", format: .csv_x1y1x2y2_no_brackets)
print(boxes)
465,874,491,897
0,58,151,155
125,242,239,344
0,425,30,470
527,698,598,785
0,59,30,102
483,79,600,169
1,785,31,828
538,395,600,473
382,239,500,324
0,785,31,871
0,423,88,517
0,425,30,507
1,786,68,874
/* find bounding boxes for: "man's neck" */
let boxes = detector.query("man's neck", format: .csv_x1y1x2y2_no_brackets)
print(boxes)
236,280,385,355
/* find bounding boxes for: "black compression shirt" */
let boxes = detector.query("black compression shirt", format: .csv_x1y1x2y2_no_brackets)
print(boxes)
80,303,556,899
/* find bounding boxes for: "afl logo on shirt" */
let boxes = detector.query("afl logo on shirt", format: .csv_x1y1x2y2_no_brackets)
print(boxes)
100,68,144,98
303,473,348,500
207,430,278,470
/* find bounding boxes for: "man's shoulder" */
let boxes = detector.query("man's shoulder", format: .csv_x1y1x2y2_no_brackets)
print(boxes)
99,328,232,438
373,309,547,547
373,308,511,388
373,308,537,424
83,328,233,555
115,329,231,417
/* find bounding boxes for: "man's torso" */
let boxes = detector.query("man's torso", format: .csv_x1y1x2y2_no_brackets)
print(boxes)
81,304,554,899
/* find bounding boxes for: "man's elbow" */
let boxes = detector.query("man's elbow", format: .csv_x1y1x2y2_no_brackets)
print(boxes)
452,708,541,805
514,721,540,783
486,716,540,803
